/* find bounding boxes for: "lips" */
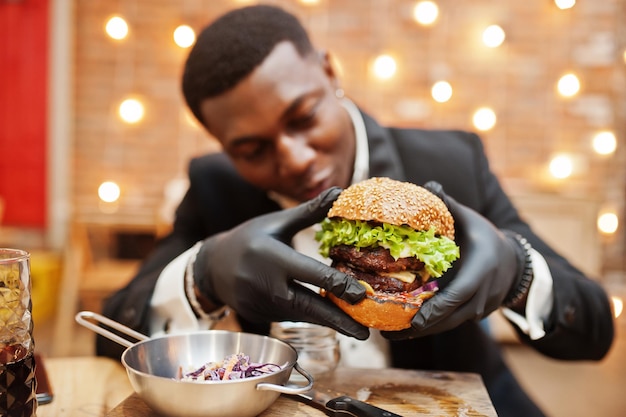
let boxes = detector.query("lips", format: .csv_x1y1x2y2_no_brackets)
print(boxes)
301,169,335,201
302,181,329,200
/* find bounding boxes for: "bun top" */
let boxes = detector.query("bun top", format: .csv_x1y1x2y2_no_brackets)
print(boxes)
327,177,455,239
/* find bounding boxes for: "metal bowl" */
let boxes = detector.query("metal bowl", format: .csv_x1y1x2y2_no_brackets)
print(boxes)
76,311,313,417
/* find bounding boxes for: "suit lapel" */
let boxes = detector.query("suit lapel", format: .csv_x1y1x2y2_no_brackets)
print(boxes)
361,111,406,181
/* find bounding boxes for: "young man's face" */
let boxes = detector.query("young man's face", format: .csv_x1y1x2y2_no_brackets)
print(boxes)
198,42,356,203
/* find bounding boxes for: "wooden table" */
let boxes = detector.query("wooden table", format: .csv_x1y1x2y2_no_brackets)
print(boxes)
36,356,497,416
36,356,134,417
107,367,497,416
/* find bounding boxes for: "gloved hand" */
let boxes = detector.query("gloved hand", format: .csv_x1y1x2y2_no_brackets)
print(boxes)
383,181,524,340
193,187,369,340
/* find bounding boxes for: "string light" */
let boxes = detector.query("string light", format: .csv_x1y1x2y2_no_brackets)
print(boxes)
597,211,619,234
413,1,439,26
105,16,129,40
431,81,453,103
592,131,617,155
173,25,196,48
98,181,121,203
119,98,145,124
482,25,506,48
611,296,623,319
372,54,397,80
549,154,573,179
472,107,497,131
555,0,576,10
557,73,580,97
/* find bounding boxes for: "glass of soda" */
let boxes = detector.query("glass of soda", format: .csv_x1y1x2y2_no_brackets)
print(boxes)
0,248,37,417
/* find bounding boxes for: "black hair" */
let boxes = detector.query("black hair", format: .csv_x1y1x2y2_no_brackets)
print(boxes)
182,5,315,126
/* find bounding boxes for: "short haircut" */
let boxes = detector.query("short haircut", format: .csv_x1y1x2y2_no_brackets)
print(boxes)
182,5,315,126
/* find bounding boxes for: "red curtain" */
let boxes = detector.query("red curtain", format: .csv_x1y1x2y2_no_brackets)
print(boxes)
0,0,49,228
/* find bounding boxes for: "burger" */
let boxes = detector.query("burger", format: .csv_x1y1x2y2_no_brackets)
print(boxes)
315,177,460,331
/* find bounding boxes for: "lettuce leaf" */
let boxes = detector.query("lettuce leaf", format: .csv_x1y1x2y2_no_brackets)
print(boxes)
315,218,460,278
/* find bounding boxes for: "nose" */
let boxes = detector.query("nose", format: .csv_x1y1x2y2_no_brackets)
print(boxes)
276,134,315,177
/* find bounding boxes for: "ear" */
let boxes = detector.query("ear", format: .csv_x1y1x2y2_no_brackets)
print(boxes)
317,49,341,89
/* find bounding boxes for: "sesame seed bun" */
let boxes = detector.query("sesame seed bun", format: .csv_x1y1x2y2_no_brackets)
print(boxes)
327,177,455,240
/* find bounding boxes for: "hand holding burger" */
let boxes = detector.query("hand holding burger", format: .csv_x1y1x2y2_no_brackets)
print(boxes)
315,177,460,331
383,181,533,340
192,187,369,340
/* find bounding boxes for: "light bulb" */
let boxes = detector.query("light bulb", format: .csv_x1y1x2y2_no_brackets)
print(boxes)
431,81,453,103
98,181,121,203
472,107,497,131
592,131,617,155
372,55,397,80
413,1,439,26
611,296,623,319
597,212,619,234
119,98,145,124
482,25,506,48
549,155,574,179
557,73,580,97
173,25,195,48
105,16,129,40
555,0,576,10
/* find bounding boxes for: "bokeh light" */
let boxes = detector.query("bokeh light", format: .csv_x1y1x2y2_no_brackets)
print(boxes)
105,16,129,40
592,131,617,155
173,25,196,48
597,211,619,234
431,81,453,103
472,107,497,131
611,296,623,319
119,98,145,124
372,54,397,80
482,25,506,48
98,181,121,203
413,1,439,26
549,155,574,179
555,0,576,10
557,73,580,97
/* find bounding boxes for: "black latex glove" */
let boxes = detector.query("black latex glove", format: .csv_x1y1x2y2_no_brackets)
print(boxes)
383,181,523,340
193,187,369,340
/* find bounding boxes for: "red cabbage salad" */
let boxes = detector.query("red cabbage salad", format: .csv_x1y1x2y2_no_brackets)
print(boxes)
177,352,283,381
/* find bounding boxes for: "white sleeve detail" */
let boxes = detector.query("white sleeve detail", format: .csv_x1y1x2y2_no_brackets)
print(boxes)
501,248,554,340
149,246,211,337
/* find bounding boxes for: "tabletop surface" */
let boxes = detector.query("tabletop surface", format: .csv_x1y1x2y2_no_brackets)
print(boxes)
36,355,497,417
36,356,134,417
106,367,498,417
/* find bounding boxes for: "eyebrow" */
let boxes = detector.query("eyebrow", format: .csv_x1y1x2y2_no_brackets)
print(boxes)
226,93,313,150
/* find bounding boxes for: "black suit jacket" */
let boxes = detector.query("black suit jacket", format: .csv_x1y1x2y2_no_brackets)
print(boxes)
99,111,614,417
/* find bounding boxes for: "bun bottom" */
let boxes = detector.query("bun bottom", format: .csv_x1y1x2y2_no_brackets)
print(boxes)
328,291,435,331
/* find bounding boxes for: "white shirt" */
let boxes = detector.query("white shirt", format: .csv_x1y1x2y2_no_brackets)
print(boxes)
149,97,554,367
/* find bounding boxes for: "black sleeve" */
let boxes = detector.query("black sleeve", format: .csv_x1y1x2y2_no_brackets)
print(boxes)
468,132,614,360
95,189,206,359
393,128,614,360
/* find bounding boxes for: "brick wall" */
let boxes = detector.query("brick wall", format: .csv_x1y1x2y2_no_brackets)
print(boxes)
72,0,626,274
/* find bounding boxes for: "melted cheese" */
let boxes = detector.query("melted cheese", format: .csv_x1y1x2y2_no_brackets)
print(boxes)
379,270,416,284
357,280,376,295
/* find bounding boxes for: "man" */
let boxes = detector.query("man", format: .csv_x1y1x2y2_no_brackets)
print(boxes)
97,5,614,417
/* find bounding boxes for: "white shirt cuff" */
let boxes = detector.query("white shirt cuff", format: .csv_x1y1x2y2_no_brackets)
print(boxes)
149,246,207,336
501,248,554,340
